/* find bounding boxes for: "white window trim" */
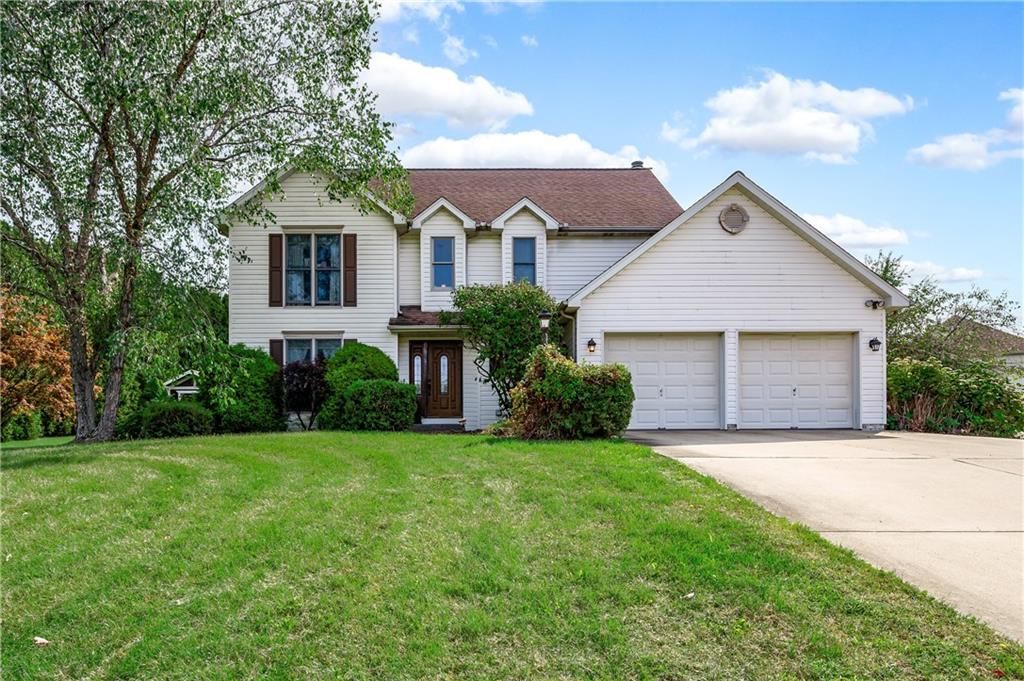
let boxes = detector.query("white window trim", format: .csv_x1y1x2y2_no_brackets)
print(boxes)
431,235,456,291
512,236,537,285
283,336,344,363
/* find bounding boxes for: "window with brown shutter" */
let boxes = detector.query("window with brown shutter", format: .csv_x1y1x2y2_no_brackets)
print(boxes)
268,234,283,306
269,338,284,366
343,233,357,306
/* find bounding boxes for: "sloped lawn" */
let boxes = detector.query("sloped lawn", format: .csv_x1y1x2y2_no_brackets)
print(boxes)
3,432,1021,679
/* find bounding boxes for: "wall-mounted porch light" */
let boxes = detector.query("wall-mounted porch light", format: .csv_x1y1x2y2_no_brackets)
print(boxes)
868,337,882,352
587,338,597,353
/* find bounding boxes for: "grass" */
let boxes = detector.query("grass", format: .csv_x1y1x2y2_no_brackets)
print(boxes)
2,432,1021,680
0,435,74,451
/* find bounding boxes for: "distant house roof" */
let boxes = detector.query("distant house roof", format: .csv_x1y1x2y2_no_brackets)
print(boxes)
948,318,1024,355
406,168,682,230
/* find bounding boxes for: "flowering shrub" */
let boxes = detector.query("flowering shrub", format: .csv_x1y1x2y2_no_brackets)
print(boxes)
506,345,634,440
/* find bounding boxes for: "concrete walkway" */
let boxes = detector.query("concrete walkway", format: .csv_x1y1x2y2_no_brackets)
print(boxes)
628,429,1023,641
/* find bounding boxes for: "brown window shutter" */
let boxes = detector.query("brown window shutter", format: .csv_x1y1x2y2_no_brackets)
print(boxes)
268,234,283,307
343,233,357,307
269,339,284,366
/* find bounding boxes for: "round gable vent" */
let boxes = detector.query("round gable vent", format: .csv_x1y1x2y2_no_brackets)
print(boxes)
719,204,749,234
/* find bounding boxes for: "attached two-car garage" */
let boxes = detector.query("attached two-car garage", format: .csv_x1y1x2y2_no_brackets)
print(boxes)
606,332,855,430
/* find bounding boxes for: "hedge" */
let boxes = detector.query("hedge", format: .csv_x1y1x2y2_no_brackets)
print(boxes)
318,343,399,430
337,379,417,431
138,400,214,439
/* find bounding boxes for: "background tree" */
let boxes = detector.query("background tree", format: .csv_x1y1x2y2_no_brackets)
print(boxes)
865,251,1021,366
1,0,410,441
440,283,560,414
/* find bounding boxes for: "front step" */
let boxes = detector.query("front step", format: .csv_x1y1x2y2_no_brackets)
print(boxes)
412,422,466,434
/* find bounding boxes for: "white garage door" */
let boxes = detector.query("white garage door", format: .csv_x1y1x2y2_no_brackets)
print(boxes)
605,333,721,430
739,333,854,429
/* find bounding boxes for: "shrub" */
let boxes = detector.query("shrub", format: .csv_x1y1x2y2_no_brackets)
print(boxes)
336,379,417,431
138,400,214,439
283,357,328,430
506,345,634,440
318,343,398,429
197,344,285,434
1,409,43,442
887,357,1024,437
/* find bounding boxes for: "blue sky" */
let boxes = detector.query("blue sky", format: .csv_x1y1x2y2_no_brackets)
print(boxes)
368,1,1023,300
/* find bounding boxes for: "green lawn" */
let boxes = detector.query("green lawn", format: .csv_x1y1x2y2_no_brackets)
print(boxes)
3,433,1021,679
0,435,74,451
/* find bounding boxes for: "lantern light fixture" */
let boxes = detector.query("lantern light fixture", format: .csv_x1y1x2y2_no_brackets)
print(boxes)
587,338,597,353
869,337,882,352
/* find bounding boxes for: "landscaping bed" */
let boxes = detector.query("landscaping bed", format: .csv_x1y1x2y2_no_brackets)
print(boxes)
3,432,1021,679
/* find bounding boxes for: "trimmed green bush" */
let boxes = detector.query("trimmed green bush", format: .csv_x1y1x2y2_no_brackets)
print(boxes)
887,357,1024,437
198,344,285,433
138,400,214,439
1,410,43,442
337,379,417,431
507,345,634,440
318,343,398,429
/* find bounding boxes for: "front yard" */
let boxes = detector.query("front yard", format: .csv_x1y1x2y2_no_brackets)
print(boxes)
2,432,1021,679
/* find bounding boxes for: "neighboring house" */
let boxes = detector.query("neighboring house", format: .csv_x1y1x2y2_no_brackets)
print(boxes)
947,318,1024,374
223,165,908,431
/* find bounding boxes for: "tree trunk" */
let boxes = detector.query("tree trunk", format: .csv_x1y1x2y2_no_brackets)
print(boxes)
67,314,99,442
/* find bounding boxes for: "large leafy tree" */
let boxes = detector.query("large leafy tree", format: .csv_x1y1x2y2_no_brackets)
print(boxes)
865,251,1020,366
1,0,410,441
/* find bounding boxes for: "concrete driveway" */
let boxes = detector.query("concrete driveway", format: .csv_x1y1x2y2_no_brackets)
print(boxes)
628,429,1023,641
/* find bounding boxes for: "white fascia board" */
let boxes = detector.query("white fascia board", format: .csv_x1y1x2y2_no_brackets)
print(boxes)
491,197,560,231
411,197,477,231
567,171,909,308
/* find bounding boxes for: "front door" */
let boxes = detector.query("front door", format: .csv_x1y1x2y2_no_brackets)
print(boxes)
410,341,462,419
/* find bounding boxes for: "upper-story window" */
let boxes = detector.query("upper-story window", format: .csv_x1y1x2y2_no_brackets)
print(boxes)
512,237,536,285
286,234,340,306
432,237,454,289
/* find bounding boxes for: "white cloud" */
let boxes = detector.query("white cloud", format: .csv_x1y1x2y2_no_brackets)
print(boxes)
904,260,984,283
362,52,532,130
661,71,913,164
402,130,669,180
377,0,462,23
907,89,1024,170
482,34,498,48
442,35,476,65
521,34,539,48
401,26,419,44
802,213,909,249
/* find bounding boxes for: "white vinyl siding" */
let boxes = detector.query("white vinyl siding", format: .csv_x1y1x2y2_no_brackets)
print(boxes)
577,188,887,428
419,208,465,311
398,232,420,306
468,234,501,286
501,209,547,287
227,171,398,363
546,235,648,301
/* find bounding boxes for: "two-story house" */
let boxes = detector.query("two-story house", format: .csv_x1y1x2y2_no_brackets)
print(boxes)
224,164,907,431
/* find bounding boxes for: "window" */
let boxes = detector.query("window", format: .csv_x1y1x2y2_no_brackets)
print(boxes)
413,355,422,394
432,237,454,289
285,338,342,364
286,233,341,306
315,338,342,359
512,237,536,285
439,355,449,394
315,235,340,305
286,235,311,305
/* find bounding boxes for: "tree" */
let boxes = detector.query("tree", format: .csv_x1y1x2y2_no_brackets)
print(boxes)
865,251,1021,366
0,288,75,429
1,1,410,441
282,358,327,431
439,282,560,415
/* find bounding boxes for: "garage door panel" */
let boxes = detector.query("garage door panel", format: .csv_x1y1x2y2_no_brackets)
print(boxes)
740,333,853,429
606,333,721,430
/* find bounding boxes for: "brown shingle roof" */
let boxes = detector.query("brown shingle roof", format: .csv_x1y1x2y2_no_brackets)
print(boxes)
389,306,444,327
948,318,1024,355
406,168,682,229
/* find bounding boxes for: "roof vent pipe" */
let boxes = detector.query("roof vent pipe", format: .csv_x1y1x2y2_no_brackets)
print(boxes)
630,160,644,169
